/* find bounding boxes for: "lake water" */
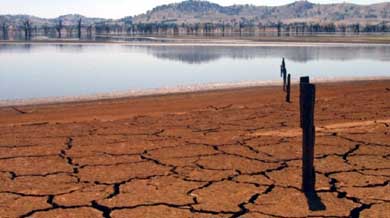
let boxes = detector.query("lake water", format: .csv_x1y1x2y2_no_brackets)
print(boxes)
1,43,390,102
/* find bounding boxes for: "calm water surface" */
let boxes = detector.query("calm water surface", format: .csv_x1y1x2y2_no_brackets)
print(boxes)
1,43,390,101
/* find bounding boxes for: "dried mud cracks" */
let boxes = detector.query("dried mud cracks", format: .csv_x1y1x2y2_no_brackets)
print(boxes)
0,83,389,218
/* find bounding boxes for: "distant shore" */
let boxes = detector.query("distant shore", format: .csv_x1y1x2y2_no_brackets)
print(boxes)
2,34,390,45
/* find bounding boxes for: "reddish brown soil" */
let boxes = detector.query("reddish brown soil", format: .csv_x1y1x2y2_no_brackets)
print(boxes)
0,80,389,218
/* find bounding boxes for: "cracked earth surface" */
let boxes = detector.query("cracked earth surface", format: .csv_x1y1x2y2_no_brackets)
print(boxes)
0,80,389,218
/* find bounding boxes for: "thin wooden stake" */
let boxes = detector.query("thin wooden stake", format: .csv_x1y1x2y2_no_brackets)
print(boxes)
286,74,291,103
283,68,287,91
281,65,283,78
281,58,286,78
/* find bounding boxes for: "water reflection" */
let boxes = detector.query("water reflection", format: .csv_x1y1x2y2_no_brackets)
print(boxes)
2,43,390,64
0,44,84,53
0,43,389,101
139,45,390,64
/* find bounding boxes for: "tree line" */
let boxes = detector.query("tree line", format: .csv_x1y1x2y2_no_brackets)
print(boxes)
1,19,390,40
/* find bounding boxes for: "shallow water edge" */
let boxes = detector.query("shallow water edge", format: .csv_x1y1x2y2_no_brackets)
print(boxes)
1,76,389,107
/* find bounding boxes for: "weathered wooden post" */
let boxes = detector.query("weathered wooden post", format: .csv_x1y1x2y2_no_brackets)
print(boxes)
299,76,310,135
300,77,316,194
300,76,310,85
280,65,283,78
300,76,310,127
280,58,286,77
281,58,286,78
283,67,287,91
286,74,291,103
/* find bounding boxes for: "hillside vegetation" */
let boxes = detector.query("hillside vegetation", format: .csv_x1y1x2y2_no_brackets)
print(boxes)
134,0,390,25
1,0,390,39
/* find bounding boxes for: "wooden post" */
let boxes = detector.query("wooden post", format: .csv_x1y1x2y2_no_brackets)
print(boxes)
286,74,291,103
280,58,286,77
280,65,283,78
283,68,287,91
300,82,316,194
300,76,310,128
281,58,286,78
300,76,310,84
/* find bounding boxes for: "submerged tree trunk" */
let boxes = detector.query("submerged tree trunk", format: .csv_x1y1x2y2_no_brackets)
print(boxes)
23,20,32,40
2,23,8,40
78,18,82,39
57,20,63,38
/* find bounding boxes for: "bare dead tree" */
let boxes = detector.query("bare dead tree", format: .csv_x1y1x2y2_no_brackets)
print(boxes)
277,21,282,37
78,18,82,39
239,21,243,36
87,25,92,37
43,24,49,36
222,21,225,37
56,19,63,38
2,22,8,40
23,20,32,40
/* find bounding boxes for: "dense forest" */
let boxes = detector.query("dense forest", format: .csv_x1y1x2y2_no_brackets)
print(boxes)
1,0,390,40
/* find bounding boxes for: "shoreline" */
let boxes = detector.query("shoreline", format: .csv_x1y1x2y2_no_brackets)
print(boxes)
2,41,390,47
1,50,389,218
2,35,390,46
1,76,389,108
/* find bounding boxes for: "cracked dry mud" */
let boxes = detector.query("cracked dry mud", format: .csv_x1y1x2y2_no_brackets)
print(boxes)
0,80,389,218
